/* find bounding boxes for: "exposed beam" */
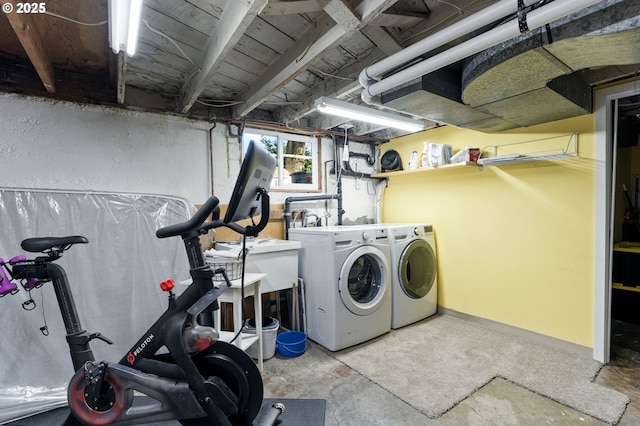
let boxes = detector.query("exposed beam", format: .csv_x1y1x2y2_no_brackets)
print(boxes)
316,0,361,31
276,9,403,124
398,0,488,47
4,0,55,93
234,0,398,118
369,11,429,27
233,13,339,117
180,0,268,113
277,47,387,124
360,26,402,56
319,1,403,57
261,0,322,15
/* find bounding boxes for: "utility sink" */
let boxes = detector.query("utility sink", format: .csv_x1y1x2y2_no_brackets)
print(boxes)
214,239,301,294
215,238,301,255
246,238,302,254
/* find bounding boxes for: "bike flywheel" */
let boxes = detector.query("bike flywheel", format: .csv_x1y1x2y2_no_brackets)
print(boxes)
193,341,263,425
68,366,133,425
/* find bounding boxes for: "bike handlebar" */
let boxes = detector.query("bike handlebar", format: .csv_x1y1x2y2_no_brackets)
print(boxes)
157,188,271,240
156,196,220,239
199,188,270,238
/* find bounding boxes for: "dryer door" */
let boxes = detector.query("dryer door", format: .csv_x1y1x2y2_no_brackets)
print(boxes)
399,239,436,299
338,246,388,316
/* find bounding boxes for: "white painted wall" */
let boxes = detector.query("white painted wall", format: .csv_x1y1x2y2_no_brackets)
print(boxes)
0,93,210,203
0,93,376,221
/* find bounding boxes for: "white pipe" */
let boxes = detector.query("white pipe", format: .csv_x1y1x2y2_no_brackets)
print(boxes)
358,0,538,87
375,179,386,223
361,0,602,104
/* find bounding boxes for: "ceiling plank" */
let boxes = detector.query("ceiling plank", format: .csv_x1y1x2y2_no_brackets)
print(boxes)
277,47,386,124
369,11,429,27
234,0,398,118
234,14,339,117
180,0,268,113
260,0,322,16
4,0,55,93
360,26,402,56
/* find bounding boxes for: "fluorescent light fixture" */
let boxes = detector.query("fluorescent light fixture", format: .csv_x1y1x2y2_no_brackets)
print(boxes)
314,96,425,132
108,0,143,56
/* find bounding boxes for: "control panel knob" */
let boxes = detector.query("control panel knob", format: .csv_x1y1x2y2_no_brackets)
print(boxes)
160,279,175,292
362,232,369,240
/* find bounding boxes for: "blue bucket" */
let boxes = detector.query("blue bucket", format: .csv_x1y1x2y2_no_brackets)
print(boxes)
276,331,307,357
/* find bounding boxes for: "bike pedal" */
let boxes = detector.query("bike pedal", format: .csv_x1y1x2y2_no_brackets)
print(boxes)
203,377,239,415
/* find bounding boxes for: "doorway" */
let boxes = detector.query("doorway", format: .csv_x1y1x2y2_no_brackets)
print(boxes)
594,81,640,363
611,93,640,364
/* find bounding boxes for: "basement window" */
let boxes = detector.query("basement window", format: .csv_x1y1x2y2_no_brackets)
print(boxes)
242,128,319,191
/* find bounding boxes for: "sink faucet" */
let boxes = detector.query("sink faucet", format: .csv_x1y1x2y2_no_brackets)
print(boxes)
304,213,320,227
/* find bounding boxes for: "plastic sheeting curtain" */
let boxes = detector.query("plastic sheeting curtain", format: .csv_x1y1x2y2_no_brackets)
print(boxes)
0,188,194,423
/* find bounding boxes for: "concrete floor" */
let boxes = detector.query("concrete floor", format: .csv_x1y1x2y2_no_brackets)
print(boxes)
262,319,640,425
8,318,639,426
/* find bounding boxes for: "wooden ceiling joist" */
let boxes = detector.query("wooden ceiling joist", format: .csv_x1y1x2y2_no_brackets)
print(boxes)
4,0,55,93
260,0,323,16
179,0,269,113
233,0,399,118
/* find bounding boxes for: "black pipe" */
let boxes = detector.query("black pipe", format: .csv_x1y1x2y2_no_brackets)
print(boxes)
335,135,344,226
342,161,372,179
284,194,342,238
338,138,375,178
347,151,375,166
330,166,371,179
284,135,348,238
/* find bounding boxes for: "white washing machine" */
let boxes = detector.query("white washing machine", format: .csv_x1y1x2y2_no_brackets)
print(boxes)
386,224,438,329
288,225,391,351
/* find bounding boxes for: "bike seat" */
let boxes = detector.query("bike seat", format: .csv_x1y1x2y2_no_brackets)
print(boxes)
21,236,89,253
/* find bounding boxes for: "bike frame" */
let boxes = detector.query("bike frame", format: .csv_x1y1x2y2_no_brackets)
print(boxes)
8,190,271,425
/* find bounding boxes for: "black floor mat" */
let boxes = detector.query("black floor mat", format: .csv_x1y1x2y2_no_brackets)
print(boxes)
6,398,325,426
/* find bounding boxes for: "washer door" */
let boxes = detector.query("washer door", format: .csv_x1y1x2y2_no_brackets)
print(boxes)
399,239,436,299
339,246,388,316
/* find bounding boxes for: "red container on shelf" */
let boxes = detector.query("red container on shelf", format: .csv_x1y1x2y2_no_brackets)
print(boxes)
468,148,481,162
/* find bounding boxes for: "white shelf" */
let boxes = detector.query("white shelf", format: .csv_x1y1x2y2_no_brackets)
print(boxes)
477,132,578,167
372,161,476,178
219,331,259,352
373,132,578,178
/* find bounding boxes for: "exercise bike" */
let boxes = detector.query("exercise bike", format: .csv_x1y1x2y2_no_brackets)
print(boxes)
3,142,282,425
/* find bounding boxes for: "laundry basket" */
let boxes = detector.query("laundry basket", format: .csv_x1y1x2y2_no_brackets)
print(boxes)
205,256,243,281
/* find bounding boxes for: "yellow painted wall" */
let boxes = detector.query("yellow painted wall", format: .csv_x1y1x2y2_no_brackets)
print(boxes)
382,115,596,347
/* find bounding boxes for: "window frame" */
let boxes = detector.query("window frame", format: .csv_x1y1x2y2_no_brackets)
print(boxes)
242,128,320,192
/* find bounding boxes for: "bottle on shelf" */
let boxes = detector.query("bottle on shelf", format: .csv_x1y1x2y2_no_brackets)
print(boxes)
408,150,419,170
420,142,430,168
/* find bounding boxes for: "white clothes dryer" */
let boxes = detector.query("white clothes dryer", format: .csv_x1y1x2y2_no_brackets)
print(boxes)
386,224,438,329
288,225,391,351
